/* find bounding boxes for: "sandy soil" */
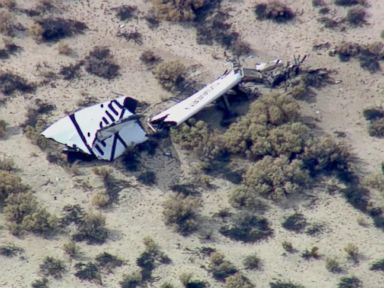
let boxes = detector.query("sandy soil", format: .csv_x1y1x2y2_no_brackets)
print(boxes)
1,0,384,287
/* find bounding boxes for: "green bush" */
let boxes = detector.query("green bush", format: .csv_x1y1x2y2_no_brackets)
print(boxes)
282,212,307,232
74,262,102,284
163,194,201,235
154,60,186,92
241,156,310,201
370,258,384,271
120,271,142,288
219,213,273,242
243,254,261,270
95,252,124,272
151,0,208,22
270,281,305,288
338,276,362,288
255,2,295,23
39,256,66,279
225,273,254,288
209,252,238,281
73,212,108,244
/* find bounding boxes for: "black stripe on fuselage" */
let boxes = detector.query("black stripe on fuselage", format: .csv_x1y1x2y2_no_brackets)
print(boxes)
110,132,128,161
69,114,94,156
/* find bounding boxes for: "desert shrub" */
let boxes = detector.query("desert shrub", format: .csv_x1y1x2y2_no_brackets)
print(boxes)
335,0,367,6
241,156,310,201
92,192,109,208
334,42,361,61
282,212,307,232
163,194,201,235
57,41,72,55
255,2,295,23
136,237,170,279
61,204,84,225
0,11,17,36
73,212,108,244
40,257,66,279
344,243,359,263
302,68,334,89
220,213,273,242
84,47,120,79
74,262,102,284
0,72,35,95
342,186,370,212
154,60,186,92
209,252,238,281
282,241,295,253
140,50,162,66
302,137,352,179
305,223,325,236
368,118,384,137
0,243,23,257
95,252,123,272
270,281,305,288
313,0,326,6
21,208,59,236
23,99,55,128
346,7,368,26
0,120,7,138
371,258,384,271
117,30,143,45
0,0,16,9
31,278,49,288
60,62,83,80
113,5,137,21
179,273,207,288
0,40,21,59
63,241,80,258
225,273,254,288
338,276,362,288
301,246,320,260
243,254,261,270
363,107,384,121
120,271,142,288
326,258,343,273
151,0,209,22
0,171,28,201
33,18,87,42
137,171,156,186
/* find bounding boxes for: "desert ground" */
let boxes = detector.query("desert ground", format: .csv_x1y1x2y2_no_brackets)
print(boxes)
1,0,384,287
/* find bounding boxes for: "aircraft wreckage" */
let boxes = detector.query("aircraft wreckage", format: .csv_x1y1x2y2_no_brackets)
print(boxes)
42,56,309,161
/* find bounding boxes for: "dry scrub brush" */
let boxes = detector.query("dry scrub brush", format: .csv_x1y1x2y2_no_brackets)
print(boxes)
209,252,238,281
0,120,8,138
151,0,208,22
0,71,35,95
39,256,66,279
255,1,296,23
72,212,108,244
225,273,254,288
84,47,120,79
31,18,87,42
154,60,186,92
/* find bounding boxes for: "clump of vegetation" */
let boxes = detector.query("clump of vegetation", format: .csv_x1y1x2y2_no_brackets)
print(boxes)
282,212,307,233
243,254,261,270
225,273,254,288
0,11,20,36
220,213,273,242
57,41,72,55
63,241,80,258
39,257,66,279
0,120,7,138
209,252,238,281
240,156,310,201
344,243,360,263
335,0,367,6
370,258,384,271
0,243,23,257
363,107,384,137
117,30,143,45
137,171,157,185
255,1,296,23
74,262,102,284
72,212,108,244
0,72,35,95
61,204,85,225
0,156,15,172
60,62,83,80
140,50,162,66
0,40,21,59
270,281,305,288
151,0,209,22
326,258,343,273
154,60,186,92
84,47,120,79
120,271,142,288
302,246,320,260
163,194,201,235
32,17,87,42
282,241,295,253
346,7,368,26
31,278,49,288
95,252,124,272
179,273,207,288
338,276,363,288
113,5,137,21
136,237,171,280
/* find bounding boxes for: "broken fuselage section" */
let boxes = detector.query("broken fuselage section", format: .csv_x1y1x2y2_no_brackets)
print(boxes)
41,96,147,161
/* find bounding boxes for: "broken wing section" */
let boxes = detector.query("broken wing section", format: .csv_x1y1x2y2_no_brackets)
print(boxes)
42,96,147,160
149,69,244,130
92,119,147,161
